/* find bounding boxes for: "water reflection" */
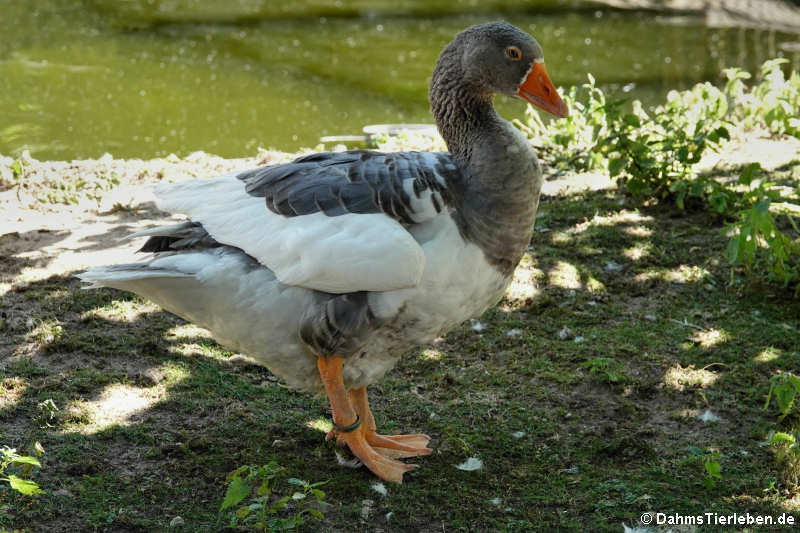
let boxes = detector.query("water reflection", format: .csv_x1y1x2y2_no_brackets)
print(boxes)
1,1,799,160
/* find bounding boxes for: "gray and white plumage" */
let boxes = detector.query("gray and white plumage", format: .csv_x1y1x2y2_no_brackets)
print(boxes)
78,21,555,394
238,150,457,224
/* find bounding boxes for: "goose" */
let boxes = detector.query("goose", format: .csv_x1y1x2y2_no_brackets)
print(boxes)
79,21,568,483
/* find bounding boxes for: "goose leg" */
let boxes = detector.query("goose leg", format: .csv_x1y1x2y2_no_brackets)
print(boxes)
349,387,432,459
317,356,416,483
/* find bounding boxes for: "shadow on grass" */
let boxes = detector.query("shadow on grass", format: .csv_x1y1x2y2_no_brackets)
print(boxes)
71,201,165,254
1,185,799,532
0,229,71,279
1,274,333,531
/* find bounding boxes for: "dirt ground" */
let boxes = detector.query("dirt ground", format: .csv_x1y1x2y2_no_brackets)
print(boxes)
0,149,293,288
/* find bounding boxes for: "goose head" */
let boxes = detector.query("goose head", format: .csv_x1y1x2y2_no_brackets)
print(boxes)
431,22,569,121
463,22,568,118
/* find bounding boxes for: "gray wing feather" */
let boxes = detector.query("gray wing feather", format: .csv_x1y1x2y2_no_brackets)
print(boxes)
299,291,380,357
131,221,220,253
236,150,458,224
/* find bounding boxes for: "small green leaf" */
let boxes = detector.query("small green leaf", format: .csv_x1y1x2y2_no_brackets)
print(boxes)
226,465,249,482
11,456,41,467
7,475,44,495
220,476,250,511
291,492,306,500
269,495,290,513
622,114,640,128
308,508,324,520
769,432,796,445
10,160,23,179
310,488,326,500
256,480,270,496
608,157,626,177
739,162,761,186
705,461,722,479
774,382,797,415
727,234,741,264
287,477,305,487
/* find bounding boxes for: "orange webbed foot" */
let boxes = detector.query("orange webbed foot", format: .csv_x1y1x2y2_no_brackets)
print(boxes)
317,358,428,483
368,433,432,459
349,387,433,459
332,424,418,483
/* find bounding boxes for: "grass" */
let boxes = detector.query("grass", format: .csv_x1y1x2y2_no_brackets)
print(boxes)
2,165,799,532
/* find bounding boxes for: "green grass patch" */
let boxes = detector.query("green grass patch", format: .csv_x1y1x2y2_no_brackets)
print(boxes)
5,180,797,531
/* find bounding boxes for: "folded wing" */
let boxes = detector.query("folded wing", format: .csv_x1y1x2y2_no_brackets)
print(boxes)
143,150,460,294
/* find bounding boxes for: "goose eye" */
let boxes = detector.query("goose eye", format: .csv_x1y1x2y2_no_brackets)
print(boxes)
505,46,522,61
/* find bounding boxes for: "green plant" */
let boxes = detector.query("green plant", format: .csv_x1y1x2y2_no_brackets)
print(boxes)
10,159,24,181
518,73,610,172
725,59,800,139
685,446,723,489
720,162,800,293
1,158,25,195
36,175,120,206
728,201,800,293
1,443,45,496
764,373,800,421
219,461,327,531
705,162,762,216
522,75,732,206
523,58,799,209
599,83,730,206
766,431,800,489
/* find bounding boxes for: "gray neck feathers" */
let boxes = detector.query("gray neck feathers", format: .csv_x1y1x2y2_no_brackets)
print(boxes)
429,43,492,162
429,40,542,276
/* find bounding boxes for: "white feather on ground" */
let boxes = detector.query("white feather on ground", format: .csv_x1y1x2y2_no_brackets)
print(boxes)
697,409,722,423
370,482,388,496
455,457,483,471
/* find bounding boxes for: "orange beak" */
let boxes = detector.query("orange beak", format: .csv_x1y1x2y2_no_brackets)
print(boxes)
517,62,569,118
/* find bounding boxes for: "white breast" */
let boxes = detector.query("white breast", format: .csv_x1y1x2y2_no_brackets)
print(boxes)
342,213,509,388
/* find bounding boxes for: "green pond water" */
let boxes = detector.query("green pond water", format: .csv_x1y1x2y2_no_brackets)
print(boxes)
2,0,800,160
